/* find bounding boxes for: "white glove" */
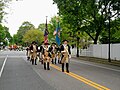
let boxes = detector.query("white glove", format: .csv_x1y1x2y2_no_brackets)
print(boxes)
42,55,45,59
69,55,71,59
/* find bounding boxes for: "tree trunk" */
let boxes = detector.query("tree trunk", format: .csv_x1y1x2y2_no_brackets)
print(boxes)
94,39,97,44
94,28,101,44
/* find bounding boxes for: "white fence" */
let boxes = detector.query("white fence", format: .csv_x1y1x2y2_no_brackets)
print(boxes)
71,44,120,60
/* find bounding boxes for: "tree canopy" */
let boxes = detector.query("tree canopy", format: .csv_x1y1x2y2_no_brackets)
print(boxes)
0,24,12,46
22,29,44,45
14,21,35,45
53,0,120,44
1,0,120,47
0,0,19,46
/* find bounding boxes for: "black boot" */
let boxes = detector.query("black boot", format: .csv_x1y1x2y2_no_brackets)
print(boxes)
47,62,50,70
35,59,37,65
41,60,43,64
52,59,54,64
58,59,59,64
32,59,34,65
66,63,69,73
27,57,30,61
55,58,56,64
44,62,46,70
60,60,62,64
30,58,32,62
62,63,64,72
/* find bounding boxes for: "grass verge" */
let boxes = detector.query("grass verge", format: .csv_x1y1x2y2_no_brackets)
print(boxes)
74,56,120,67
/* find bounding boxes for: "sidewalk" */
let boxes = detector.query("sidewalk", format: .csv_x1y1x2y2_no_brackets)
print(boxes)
72,56,120,67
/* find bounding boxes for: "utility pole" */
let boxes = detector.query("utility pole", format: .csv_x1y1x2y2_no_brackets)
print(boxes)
76,31,80,57
108,3,111,62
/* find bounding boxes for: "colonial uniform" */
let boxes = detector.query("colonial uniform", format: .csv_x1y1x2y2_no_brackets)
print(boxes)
60,41,71,73
50,43,57,64
29,44,33,61
56,46,61,64
39,44,44,64
26,46,30,61
42,43,51,70
37,46,41,62
30,41,38,65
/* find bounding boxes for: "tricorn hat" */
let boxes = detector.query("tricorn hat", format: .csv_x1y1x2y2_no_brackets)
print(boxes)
44,43,49,45
41,41,44,43
32,41,37,44
52,42,56,45
62,39,69,42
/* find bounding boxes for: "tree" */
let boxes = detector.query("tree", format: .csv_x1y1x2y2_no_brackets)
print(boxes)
53,0,120,44
22,29,44,45
48,16,91,51
13,34,19,45
48,16,58,43
16,21,35,45
0,0,21,46
112,19,120,43
0,24,6,44
0,0,5,23
4,26,12,45
53,0,86,56
53,0,120,57
38,23,45,32
100,18,120,43
0,0,20,23
0,24,12,46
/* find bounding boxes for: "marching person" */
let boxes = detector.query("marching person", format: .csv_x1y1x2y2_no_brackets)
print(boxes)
56,45,61,64
29,43,33,62
30,41,38,65
39,41,44,64
60,40,71,73
26,45,30,61
37,44,41,62
58,44,63,64
42,43,51,70
50,43,57,64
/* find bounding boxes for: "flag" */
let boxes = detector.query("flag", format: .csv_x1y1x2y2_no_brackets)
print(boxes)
54,20,61,45
56,34,60,45
44,16,49,44
53,30,57,36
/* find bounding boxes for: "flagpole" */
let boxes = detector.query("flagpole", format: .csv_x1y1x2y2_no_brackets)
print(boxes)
44,16,49,44
46,16,48,31
46,16,48,23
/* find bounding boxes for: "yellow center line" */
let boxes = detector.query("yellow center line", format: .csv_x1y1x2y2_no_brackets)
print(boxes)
50,64,110,90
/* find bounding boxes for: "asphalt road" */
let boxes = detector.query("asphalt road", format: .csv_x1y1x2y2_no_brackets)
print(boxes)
0,50,120,90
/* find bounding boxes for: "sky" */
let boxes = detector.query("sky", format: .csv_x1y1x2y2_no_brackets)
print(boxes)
3,0,58,36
